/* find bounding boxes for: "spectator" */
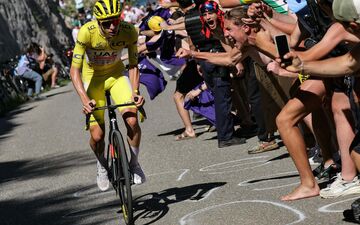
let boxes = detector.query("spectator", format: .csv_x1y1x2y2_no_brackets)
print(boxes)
40,53,60,89
72,19,81,43
59,0,66,10
74,0,85,15
177,0,247,148
15,42,46,100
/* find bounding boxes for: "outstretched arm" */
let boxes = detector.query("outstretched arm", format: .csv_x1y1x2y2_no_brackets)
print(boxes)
176,47,245,67
284,44,360,77
296,22,360,61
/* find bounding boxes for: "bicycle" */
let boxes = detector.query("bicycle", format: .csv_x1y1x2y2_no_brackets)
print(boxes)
86,91,146,225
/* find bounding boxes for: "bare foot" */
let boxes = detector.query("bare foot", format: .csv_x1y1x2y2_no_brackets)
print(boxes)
175,131,196,141
281,184,320,201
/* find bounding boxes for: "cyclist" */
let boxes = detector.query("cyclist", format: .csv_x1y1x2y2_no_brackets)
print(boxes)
70,0,146,191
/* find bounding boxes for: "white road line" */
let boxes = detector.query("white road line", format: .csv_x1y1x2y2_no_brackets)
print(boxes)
199,156,269,172
179,200,305,225
177,169,190,181
318,196,359,213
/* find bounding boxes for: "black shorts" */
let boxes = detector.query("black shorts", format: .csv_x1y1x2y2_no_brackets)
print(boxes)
351,131,360,154
176,60,203,94
324,76,351,94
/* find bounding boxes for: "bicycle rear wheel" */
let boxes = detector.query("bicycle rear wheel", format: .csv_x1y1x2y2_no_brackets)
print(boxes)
110,130,133,225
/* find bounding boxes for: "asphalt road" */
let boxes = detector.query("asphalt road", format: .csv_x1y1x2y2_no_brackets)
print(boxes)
0,81,358,225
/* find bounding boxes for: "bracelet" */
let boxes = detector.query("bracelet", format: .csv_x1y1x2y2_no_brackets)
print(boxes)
299,61,304,75
189,50,194,59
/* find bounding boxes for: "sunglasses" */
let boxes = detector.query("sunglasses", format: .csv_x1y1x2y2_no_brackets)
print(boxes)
200,2,216,14
99,17,121,29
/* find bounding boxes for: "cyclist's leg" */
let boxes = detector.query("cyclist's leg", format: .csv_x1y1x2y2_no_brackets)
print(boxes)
277,79,326,201
107,75,140,165
108,75,145,184
84,77,107,166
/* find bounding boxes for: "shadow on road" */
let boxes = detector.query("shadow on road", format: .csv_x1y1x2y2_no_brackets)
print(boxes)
158,119,213,137
0,151,94,186
0,106,35,144
0,185,114,225
0,151,105,225
133,182,226,224
247,174,299,184
45,90,73,98
267,152,290,162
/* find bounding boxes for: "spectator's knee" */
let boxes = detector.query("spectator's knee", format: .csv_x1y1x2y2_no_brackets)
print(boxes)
276,110,291,131
173,91,183,102
53,66,58,75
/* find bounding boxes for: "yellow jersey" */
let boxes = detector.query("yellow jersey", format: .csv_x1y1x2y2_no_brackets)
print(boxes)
71,20,138,77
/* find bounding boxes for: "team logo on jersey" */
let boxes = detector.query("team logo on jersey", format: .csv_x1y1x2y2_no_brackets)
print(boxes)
88,25,96,31
93,51,118,57
110,41,126,48
73,54,82,59
76,40,86,46
94,42,105,49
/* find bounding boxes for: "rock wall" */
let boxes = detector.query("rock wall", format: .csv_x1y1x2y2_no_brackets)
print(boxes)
0,0,72,62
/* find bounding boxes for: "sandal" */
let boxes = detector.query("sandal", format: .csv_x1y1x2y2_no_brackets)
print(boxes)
175,132,196,141
248,140,279,154
313,163,339,181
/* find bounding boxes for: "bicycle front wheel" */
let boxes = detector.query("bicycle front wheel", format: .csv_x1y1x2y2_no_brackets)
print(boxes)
111,130,133,225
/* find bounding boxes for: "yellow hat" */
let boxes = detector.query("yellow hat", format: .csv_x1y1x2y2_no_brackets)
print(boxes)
147,16,165,32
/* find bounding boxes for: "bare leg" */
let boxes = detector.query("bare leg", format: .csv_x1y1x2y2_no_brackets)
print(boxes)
173,91,195,138
89,124,106,166
277,79,326,201
331,92,356,181
122,109,141,166
51,66,58,87
311,108,337,167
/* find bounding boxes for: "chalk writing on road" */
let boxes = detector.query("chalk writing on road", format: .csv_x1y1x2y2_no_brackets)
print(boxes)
179,200,306,225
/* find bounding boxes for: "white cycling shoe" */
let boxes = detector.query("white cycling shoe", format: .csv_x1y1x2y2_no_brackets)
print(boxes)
130,163,146,185
96,160,110,191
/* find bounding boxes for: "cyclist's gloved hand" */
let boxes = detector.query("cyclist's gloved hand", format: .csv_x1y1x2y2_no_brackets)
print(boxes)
133,94,145,107
83,99,96,115
133,94,146,122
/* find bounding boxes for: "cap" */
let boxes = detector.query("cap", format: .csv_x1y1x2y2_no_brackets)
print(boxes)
332,0,360,24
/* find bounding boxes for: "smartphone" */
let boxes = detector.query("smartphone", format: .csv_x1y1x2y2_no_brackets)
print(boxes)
274,34,291,66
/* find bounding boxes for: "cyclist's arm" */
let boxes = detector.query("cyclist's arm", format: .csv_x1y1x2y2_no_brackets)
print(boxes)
70,66,89,104
127,29,140,94
70,27,91,106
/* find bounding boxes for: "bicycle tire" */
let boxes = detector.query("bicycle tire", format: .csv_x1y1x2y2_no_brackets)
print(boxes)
110,130,134,225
